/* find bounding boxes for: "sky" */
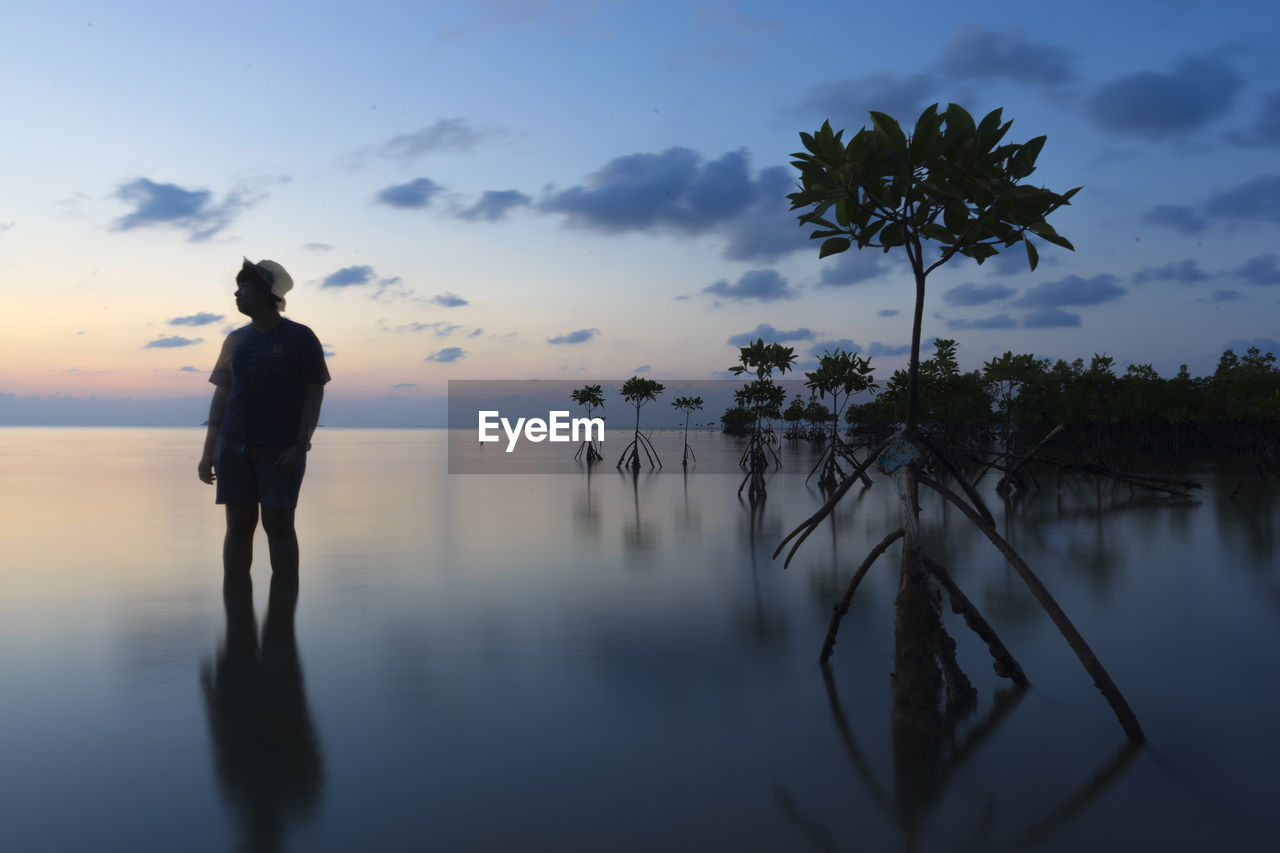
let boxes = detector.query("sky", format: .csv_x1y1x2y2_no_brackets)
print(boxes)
3,0,1279,425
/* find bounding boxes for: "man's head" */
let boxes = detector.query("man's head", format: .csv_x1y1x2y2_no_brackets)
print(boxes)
234,259,294,315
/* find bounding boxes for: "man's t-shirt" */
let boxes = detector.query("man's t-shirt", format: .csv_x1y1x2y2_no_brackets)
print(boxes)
209,319,331,448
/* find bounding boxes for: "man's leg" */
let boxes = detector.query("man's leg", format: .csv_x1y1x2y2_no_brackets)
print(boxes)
224,502,258,576
261,507,299,576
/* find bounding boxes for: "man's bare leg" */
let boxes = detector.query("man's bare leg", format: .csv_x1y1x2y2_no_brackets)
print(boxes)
261,507,299,576
224,502,258,576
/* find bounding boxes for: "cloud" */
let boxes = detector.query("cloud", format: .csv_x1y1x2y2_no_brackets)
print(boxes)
797,72,938,127
537,148,808,262
468,328,484,338
867,341,913,357
727,323,815,346
1236,254,1280,285
425,347,466,363
1022,308,1081,328
817,250,892,287
1223,338,1280,357
382,320,463,336
391,383,418,389
321,265,415,301
720,166,811,261
382,118,498,160
1228,91,1280,148
1143,204,1208,234
548,328,599,345
1203,175,1280,226
322,266,378,287
1014,274,1125,308
1087,56,1242,140
541,147,756,233
942,27,1072,86
145,335,203,348
303,242,333,252
112,177,276,241
808,339,860,357
458,190,532,221
322,345,336,358
375,178,442,209
945,314,1018,330
984,246,1052,276
168,312,225,326
877,309,899,317
634,365,651,373
703,269,797,302
432,292,469,307
179,365,200,372
943,282,1017,306
1133,259,1208,284
1210,290,1241,302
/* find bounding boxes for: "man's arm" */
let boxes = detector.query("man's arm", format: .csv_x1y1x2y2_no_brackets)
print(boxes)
274,384,324,474
296,384,324,448
198,385,229,484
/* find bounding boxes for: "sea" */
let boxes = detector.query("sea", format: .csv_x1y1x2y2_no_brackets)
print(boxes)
1,427,1276,852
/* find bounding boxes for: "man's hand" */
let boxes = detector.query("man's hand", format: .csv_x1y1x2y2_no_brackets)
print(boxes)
275,445,306,476
198,456,215,484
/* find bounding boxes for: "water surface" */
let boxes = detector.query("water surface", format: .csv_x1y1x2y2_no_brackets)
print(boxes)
1,427,1276,851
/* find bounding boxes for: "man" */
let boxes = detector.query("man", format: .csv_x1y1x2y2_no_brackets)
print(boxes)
198,259,330,576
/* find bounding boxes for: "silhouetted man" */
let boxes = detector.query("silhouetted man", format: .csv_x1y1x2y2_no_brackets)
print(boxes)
198,259,329,576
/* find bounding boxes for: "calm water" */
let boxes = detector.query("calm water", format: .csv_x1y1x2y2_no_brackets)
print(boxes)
1,427,1277,852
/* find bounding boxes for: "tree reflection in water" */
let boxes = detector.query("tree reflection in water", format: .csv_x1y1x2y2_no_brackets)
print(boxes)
201,574,324,852
775,666,1139,852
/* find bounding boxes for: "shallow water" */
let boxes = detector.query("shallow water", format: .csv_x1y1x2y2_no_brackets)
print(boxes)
1,427,1277,852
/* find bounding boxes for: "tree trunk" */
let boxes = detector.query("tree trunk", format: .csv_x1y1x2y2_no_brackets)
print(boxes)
891,465,943,734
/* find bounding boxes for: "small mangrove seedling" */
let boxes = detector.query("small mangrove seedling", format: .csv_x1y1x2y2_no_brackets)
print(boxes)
783,103,1143,743
729,339,796,500
617,376,665,471
570,384,606,464
805,349,878,489
671,395,704,469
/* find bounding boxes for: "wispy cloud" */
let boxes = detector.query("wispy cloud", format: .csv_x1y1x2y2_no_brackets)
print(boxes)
726,323,814,346
426,347,466,363
548,328,599,345
432,293,468,307
112,176,284,241
145,335,203,348
382,118,503,161
943,282,1017,306
703,269,797,302
168,312,224,326
458,190,532,221
320,265,416,301
1013,274,1125,308
375,178,443,209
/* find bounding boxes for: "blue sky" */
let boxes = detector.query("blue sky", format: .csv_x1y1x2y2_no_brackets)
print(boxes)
3,0,1279,425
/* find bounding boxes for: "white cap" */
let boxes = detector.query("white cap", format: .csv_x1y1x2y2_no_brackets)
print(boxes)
244,258,294,311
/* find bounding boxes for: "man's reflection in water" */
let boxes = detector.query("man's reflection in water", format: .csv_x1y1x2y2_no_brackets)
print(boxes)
201,574,324,852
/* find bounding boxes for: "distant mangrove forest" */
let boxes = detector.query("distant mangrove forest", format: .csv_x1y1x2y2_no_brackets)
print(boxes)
723,339,1280,459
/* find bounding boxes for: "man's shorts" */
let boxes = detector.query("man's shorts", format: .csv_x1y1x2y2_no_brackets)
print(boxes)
213,435,306,510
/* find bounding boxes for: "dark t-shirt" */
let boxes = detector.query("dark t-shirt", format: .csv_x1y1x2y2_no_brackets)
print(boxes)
209,319,330,448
